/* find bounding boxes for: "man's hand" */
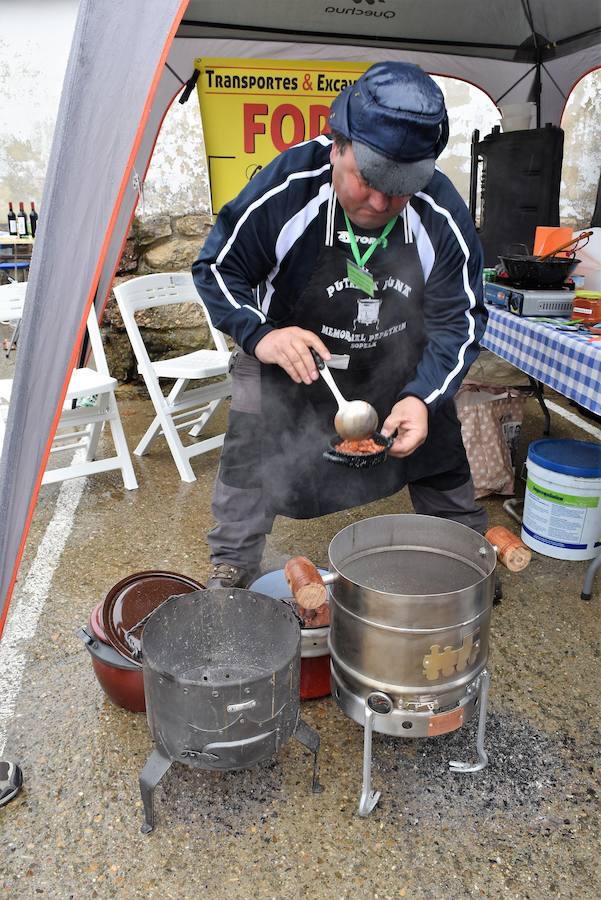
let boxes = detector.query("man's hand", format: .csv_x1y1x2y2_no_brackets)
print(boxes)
254,327,331,384
381,396,429,458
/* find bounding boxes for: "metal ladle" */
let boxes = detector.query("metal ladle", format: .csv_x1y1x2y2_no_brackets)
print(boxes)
310,349,378,440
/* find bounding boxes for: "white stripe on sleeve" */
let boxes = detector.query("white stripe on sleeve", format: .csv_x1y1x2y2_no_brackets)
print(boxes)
210,163,332,321
410,191,478,405
261,183,332,315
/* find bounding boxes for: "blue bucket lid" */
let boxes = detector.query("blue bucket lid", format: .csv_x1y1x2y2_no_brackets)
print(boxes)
528,439,601,477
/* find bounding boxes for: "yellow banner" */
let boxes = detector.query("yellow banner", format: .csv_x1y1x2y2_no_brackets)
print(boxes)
195,58,370,214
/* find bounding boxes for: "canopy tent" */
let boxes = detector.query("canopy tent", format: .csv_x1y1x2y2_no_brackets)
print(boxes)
1,0,599,635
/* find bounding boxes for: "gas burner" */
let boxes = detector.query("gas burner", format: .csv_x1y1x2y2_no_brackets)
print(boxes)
332,668,491,816
320,514,496,816
484,281,576,316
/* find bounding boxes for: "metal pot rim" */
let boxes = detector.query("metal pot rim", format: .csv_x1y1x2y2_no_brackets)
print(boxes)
500,253,580,265
326,513,496,598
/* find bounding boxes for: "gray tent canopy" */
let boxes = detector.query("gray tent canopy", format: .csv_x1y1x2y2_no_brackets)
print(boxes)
0,0,599,634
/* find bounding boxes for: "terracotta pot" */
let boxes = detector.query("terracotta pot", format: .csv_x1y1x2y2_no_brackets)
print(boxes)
249,569,331,701
80,571,203,712
79,603,145,712
300,653,331,701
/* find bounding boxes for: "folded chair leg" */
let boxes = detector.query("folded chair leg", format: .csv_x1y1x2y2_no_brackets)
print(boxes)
135,411,197,482
107,394,138,490
188,397,224,437
134,378,188,456
133,376,197,482
85,421,104,461
134,413,162,458
84,395,110,461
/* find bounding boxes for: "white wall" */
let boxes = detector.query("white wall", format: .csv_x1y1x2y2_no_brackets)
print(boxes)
1,1,599,230
561,75,601,226
0,0,78,217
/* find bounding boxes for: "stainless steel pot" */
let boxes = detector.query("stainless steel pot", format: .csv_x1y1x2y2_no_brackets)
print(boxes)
324,514,495,717
289,514,496,815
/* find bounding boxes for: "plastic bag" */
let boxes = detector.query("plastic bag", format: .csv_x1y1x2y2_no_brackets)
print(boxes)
455,382,527,499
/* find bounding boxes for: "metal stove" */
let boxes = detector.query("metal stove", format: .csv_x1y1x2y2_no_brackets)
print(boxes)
321,514,496,816
137,589,322,833
331,664,491,816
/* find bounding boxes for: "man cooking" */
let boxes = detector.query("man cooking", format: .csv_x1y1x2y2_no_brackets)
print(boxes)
192,61,488,590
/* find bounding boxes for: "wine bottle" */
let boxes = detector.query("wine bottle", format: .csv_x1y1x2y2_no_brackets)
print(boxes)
7,202,17,236
29,202,38,238
16,202,28,237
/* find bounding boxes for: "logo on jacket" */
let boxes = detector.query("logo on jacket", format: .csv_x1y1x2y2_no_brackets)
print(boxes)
354,296,381,330
325,275,412,299
337,230,379,246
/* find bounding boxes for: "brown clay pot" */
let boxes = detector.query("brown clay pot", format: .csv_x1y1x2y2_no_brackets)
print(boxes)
80,571,203,712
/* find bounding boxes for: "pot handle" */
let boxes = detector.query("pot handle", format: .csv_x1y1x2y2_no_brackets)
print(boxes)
284,556,332,609
504,242,531,256
122,595,175,660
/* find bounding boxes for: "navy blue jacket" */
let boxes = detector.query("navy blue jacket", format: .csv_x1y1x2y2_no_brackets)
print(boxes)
192,135,486,411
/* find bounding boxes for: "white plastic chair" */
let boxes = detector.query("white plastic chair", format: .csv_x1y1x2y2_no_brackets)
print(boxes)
0,306,138,490
0,281,27,356
113,272,231,483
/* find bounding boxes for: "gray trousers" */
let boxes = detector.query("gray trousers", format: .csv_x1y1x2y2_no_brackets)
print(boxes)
208,351,488,569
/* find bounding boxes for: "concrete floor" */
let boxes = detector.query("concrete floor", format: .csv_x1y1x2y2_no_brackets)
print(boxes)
0,340,600,899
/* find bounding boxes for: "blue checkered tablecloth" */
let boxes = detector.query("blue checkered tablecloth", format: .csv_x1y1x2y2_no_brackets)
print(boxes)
481,307,601,415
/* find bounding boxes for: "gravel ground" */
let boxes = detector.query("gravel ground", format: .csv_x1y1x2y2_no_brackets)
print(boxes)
1,345,600,899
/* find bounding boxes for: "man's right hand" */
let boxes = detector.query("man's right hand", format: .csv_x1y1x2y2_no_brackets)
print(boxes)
254,327,331,384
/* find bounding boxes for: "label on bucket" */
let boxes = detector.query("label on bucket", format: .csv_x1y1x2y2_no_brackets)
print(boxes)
526,478,599,509
525,477,599,548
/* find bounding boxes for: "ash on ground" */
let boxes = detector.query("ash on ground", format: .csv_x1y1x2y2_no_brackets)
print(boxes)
373,708,600,829
155,756,285,835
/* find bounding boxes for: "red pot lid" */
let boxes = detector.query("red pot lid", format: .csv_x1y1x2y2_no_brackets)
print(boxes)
90,601,109,643
101,570,203,663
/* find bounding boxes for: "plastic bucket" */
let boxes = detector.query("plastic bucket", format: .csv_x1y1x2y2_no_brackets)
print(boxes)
501,115,532,132
499,102,534,132
522,439,601,560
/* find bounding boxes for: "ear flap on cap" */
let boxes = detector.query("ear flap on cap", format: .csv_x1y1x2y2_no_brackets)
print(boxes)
435,114,449,158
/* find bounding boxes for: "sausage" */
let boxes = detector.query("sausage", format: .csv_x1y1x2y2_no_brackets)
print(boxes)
284,556,327,610
485,526,532,572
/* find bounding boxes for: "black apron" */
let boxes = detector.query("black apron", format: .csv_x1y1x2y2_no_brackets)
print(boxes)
257,206,466,519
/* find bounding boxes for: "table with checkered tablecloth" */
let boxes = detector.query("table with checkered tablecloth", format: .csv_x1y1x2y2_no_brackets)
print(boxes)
481,306,601,416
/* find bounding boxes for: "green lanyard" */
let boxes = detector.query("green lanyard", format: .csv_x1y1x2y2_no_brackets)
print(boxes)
343,211,398,269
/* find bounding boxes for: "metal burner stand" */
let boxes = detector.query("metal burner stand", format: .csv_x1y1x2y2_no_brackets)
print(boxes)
332,668,491,816
139,718,322,834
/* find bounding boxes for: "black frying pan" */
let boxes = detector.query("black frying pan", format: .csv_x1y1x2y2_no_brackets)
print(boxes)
498,253,580,289
497,243,580,289
323,430,398,469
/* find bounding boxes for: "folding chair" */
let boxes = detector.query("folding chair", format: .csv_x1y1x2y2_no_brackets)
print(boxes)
0,282,27,357
113,272,231,483
0,307,138,490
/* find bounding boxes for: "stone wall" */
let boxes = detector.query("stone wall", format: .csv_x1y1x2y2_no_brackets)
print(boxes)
103,212,215,382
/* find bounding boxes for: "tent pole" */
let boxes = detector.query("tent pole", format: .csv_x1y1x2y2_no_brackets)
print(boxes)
469,129,480,223
534,50,542,127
